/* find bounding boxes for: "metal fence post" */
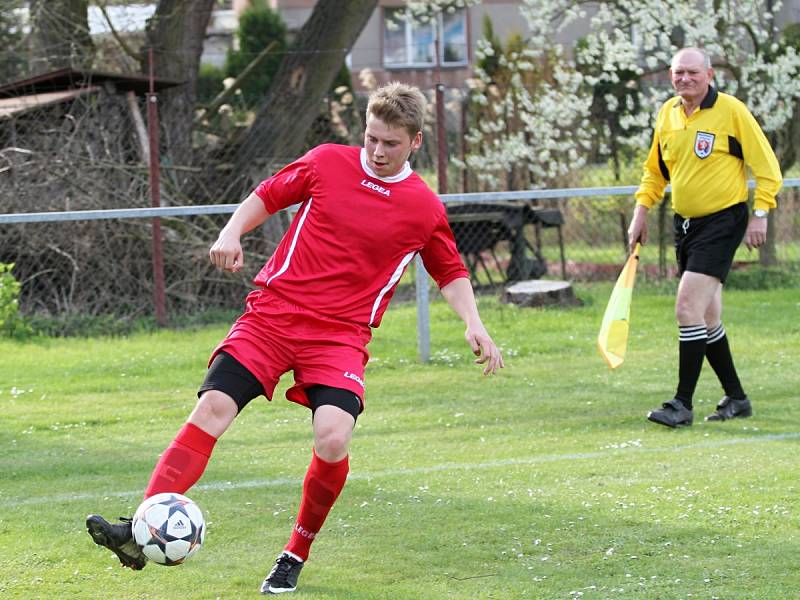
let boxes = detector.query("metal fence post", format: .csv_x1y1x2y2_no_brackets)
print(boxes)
436,82,447,195
147,47,167,327
434,29,447,195
415,256,430,363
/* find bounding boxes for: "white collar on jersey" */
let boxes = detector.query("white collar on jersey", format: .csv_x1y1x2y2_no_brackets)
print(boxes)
360,148,413,183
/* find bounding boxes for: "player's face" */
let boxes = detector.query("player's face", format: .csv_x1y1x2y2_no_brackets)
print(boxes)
364,114,422,178
669,51,713,105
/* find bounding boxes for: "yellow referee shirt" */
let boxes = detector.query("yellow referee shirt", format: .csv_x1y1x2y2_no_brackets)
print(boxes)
635,86,782,218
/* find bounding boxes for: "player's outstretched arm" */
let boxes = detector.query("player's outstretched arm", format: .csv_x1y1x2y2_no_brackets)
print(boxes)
210,192,271,272
440,277,504,375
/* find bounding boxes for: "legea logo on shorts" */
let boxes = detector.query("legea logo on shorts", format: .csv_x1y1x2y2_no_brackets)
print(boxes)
361,179,391,196
343,371,365,388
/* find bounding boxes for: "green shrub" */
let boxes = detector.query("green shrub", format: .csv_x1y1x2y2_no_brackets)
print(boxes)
225,0,287,107
26,314,138,338
0,263,31,339
26,307,241,338
197,63,226,106
0,1,25,82
726,265,800,290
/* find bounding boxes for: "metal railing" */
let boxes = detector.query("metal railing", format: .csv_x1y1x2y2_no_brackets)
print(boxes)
4,180,797,224
2,179,799,361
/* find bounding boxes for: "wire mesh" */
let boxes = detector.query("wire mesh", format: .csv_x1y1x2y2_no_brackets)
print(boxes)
1,69,799,326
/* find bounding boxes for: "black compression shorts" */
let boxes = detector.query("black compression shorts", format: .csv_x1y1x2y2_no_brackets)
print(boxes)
198,352,360,422
198,351,265,412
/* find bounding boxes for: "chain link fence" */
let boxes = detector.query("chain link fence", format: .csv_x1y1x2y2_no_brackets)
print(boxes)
2,73,799,328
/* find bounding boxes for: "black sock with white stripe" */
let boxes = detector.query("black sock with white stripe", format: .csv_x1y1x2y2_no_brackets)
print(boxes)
675,324,708,410
705,323,745,400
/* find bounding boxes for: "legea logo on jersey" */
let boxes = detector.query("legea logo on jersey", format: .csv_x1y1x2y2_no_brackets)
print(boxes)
361,179,391,197
343,371,365,388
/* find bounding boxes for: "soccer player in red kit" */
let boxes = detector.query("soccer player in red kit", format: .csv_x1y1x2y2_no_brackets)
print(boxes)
85,82,504,594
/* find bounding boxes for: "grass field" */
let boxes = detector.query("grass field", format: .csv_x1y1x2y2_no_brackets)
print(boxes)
1,284,799,599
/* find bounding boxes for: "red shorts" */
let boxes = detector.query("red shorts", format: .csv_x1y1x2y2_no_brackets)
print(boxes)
210,289,371,411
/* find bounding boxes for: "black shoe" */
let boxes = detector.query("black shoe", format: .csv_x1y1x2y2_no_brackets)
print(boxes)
647,398,693,428
260,552,304,594
706,396,752,421
86,515,147,570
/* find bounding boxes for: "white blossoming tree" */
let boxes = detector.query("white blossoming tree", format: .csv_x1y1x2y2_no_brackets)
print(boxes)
403,0,480,19
564,0,800,264
463,0,800,179
565,0,800,168
461,13,593,191
461,0,800,260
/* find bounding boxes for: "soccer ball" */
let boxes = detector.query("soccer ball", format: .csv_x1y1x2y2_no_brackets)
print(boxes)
132,492,205,566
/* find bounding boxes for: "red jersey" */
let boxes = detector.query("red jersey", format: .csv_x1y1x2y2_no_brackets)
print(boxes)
253,144,468,327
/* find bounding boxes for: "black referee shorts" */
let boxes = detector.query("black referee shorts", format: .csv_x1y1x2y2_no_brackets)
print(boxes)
673,202,748,283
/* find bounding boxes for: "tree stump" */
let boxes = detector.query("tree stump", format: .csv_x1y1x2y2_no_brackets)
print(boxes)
501,280,581,308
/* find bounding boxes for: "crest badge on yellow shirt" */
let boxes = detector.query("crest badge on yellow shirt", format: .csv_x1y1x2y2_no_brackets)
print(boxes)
694,131,715,159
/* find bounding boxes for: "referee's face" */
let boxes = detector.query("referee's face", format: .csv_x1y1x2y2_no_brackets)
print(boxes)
364,114,422,178
670,50,713,106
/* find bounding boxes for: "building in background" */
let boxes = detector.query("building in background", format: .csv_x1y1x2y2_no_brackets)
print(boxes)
255,1,536,91
15,1,798,92
352,1,528,90
197,1,536,90
223,1,800,91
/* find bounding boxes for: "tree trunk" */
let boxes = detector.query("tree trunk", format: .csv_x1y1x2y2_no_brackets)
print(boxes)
223,0,378,199
28,0,94,74
142,0,216,198
501,280,581,308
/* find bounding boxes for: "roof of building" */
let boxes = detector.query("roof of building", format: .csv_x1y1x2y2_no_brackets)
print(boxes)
0,87,101,119
0,67,183,98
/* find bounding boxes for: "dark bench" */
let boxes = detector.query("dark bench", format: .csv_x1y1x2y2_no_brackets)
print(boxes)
446,201,565,285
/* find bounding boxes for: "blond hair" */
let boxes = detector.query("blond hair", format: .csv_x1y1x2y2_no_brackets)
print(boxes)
366,82,427,138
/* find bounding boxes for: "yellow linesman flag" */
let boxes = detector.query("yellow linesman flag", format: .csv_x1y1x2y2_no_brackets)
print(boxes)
597,243,641,369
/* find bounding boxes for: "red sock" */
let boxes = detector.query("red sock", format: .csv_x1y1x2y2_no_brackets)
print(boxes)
143,422,217,498
285,450,349,561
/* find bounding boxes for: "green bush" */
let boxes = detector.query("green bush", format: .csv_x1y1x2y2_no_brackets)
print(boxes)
197,63,226,106
26,314,139,338
0,1,25,82
726,265,800,290
225,0,287,107
0,263,30,339
26,307,242,338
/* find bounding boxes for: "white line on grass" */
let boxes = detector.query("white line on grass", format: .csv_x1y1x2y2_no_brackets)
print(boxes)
4,432,798,508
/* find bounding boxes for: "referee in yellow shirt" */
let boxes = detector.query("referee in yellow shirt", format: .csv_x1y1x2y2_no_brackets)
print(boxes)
628,47,782,428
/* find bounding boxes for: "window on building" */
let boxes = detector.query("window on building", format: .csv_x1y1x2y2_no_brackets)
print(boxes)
383,7,467,68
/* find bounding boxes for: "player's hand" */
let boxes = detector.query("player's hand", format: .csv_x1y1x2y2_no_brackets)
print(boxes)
209,234,244,272
466,328,504,376
744,214,768,251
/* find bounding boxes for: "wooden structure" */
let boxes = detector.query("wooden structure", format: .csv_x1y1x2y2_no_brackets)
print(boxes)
446,201,566,286
0,69,181,157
